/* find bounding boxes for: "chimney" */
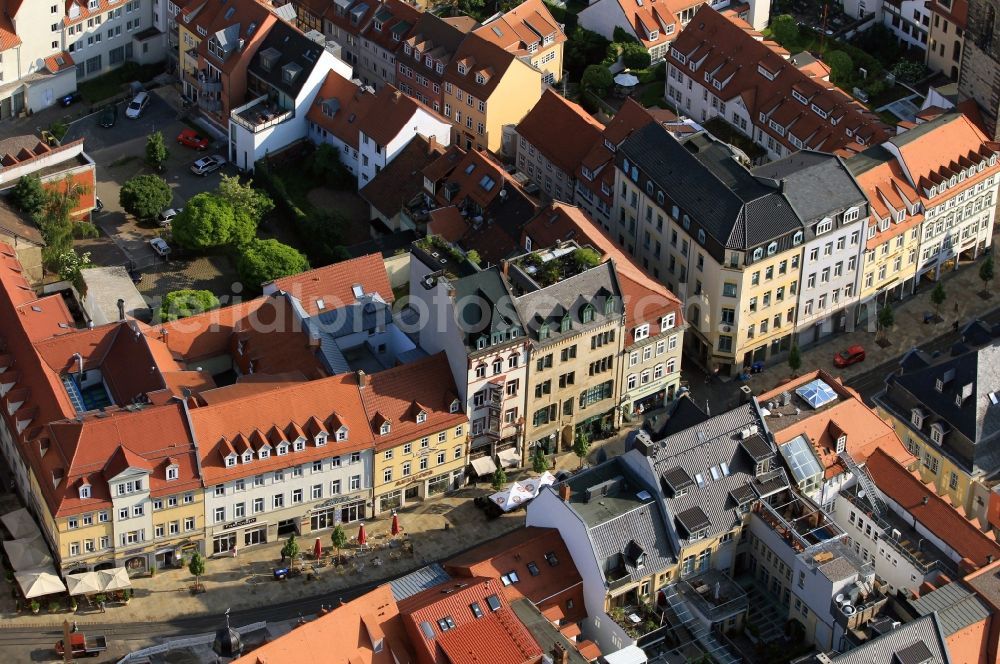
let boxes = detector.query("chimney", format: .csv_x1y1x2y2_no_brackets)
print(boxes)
393,89,402,102
428,135,437,153
559,484,571,502
357,369,367,388
117,298,126,320
551,643,568,664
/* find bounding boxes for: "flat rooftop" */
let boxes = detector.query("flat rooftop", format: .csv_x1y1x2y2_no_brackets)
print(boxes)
562,459,654,528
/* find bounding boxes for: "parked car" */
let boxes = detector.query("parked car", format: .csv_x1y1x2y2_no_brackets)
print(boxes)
834,345,866,368
125,91,149,119
98,103,117,128
176,128,209,150
55,632,107,657
190,154,226,176
149,237,171,258
158,208,180,226
59,91,82,107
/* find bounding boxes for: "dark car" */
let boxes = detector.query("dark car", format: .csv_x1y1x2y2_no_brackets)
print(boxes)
834,345,866,368
60,91,82,107
98,104,117,128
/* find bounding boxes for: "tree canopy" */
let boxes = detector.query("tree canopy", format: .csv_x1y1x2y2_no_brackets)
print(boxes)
824,50,854,83
160,289,221,322
171,193,236,250
769,14,800,47
145,131,168,170
120,174,172,220
216,174,274,246
237,239,310,290
10,175,45,216
581,65,613,97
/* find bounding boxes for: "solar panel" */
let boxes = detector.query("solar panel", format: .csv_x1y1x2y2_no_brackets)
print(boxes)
779,435,823,483
795,378,838,409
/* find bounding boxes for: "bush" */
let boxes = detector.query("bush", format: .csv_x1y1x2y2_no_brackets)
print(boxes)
120,174,172,220
891,59,925,83
824,50,854,83
160,289,221,321
620,42,651,70
237,239,310,291
10,175,45,215
612,26,639,43
565,27,610,80
769,14,800,47
145,131,169,171
171,193,236,250
582,65,613,97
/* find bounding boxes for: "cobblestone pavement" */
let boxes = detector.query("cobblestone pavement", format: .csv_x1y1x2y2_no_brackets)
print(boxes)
0,486,526,628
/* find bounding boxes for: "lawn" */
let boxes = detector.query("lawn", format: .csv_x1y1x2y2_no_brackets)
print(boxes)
78,61,165,103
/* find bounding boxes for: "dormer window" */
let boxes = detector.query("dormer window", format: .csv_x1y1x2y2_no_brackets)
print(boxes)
793,230,803,245
276,443,289,456
458,64,466,75
259,447,271,460
843,207,859,223
293,439,306,452
634,324,650,341
911,408,924,429
79,484,91,499
895,209,905,223
242,451,253,463
930,422,945,444
767,241,778,256
604,296,616,315
582,305,594,323
816,218,833,235
539,324,549,340
336,426,349,442
661,313,675,331
450,399,461,413
475,72,486,84
225,454,237,467
416,411,427,424
166,465,179,481
560,314,571,333
316,432,329,446
380,421,391,435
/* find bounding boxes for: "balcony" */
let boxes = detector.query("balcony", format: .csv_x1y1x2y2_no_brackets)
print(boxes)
606,567,635,593
608,601,665,641
231,95,293,134
676,570,749,624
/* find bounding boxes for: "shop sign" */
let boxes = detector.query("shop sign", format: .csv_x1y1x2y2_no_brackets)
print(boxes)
394,469,433,487
222,517,257,531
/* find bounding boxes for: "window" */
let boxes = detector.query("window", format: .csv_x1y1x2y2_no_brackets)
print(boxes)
501,570,520,585
214,507,226,523
166,465,179,480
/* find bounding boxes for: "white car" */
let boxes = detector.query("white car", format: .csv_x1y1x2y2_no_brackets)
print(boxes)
190,154,226,176
158,208,180,227
125,91,149,119
149,237,171,258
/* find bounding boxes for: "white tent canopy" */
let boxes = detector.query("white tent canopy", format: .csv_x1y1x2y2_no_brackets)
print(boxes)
15,567,66,598
65,571,103,597
470,455,498,477
1,508,39,540
96,567,131,591
497,447,520,469
3,537,52,571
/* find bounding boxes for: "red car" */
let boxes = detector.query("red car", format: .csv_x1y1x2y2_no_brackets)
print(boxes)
834,345,866,368
177,128,209,150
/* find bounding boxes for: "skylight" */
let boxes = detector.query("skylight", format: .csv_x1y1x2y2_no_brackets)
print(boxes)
485,594,501,611
795,379,838,409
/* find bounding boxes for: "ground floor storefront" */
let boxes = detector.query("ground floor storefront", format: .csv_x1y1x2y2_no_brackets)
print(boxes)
372,469,465,516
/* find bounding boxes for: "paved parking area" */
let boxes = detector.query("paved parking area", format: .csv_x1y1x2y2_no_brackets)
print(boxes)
65,88,241,307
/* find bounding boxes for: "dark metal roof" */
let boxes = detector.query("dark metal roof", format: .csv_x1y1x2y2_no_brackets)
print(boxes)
739,434,773,461
752,150,867,225
661,466,692,492
728,483,756,506
675,505,710,535
513,261,621,346
247,21,324,99
910,582,991,636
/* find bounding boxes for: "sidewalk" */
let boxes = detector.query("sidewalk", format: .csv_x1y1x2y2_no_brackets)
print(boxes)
741,249,998,397
0,487,524,628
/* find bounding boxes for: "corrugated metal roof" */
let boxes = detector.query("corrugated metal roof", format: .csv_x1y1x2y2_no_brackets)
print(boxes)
389,563,452,600
910,582,991,636
827,614,951,664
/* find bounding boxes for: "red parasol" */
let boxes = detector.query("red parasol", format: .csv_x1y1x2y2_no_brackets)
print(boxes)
391,511,400,536
358,522,367,547
313,537,322,560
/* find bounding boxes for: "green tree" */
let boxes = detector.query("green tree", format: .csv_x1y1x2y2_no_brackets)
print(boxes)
531,446,549,474
120,174,172,221
824,51,854,83
466,249,481,266
891,60,925,84
931,281,947,315
172,193,236,250
769,14,800,47
145,131,169,171
491,466,507,491
281,533,300,563
188,551,206,591
330,524,348,559
237,239,310,290
581,64,613,97
979,255,994,292
573,431,591,469
54,249,92,289
160,289,221,322
788,344,801,376
35,175,96,267
10,174,45,215
309,143,354,189
216,174,274,246
877,303,895,341
620,42,651,70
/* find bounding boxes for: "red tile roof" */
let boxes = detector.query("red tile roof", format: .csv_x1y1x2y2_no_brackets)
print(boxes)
576,98,657,206
267,253,394,316
0,1,20,51
360,353,466,451
668,7,891,155
232,584,411,664
473,0,566,57
515,90,605,177
306,69,378,150
427,206,466,243
42,167,96,218
359,85,446,148
189,372,374,484
866,447,1000,569
44,51,75,73
398,577,541,664
759,370,916,479
444,526,586,624
442,33,522,100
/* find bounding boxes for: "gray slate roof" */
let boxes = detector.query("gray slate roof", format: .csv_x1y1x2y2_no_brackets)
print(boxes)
513,261,621,346
620,124,801,251
752,150,867,224
389,563,452,600
826,614,951,664
910,582,991,636
644,402,787,554
888,340,1000,472
247,21,324,99
451,266,525,354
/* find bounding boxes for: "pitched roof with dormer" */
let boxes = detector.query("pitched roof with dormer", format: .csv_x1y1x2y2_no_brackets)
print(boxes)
442,32,520,100
515,90,605,177
473,0,566,57
266,252,394,316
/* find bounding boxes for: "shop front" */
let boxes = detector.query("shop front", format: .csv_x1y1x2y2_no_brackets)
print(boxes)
304,494,368,535
374,469,465,515
210,517,268,556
